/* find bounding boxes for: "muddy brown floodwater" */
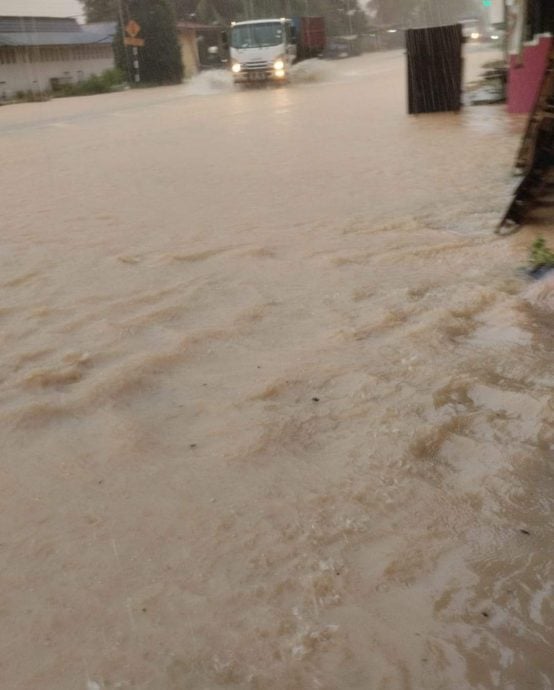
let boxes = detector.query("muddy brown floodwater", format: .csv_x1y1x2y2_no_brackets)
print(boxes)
1,49,553,690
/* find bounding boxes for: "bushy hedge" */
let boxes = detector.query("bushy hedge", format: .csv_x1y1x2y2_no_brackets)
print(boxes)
54,68,125,97
530,238,554,271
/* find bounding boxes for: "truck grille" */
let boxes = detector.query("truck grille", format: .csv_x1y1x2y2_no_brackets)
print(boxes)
243,60,270,71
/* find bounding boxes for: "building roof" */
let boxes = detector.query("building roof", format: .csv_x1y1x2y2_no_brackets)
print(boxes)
231,19,288,27
0,16,116,47
177,21,224,32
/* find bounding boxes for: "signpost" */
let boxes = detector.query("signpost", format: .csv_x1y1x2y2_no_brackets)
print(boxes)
124,19,144,83
125,20,141,38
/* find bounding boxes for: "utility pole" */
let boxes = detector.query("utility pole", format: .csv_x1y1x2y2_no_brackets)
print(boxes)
119,0,143,85
117,0,132,82
132,46,140,83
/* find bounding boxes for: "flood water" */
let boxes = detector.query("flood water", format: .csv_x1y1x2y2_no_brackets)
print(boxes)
1,49,553,689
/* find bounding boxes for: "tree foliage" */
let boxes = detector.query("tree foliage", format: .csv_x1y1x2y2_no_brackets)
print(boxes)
366,0,480,27
82,0,369,35
81,0,118,22
530,237,554,270
81,0,195,22
113,0,183,85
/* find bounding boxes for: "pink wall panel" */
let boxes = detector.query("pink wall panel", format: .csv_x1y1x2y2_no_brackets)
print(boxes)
507,35,552,114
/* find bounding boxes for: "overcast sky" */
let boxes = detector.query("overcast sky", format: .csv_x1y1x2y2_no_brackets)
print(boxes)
0,0,85,21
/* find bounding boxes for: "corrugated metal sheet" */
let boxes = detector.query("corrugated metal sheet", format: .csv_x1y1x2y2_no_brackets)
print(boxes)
0,32,113,46
406,24,463,115
0,17,78,33
177,21,224,32
0,18,116,47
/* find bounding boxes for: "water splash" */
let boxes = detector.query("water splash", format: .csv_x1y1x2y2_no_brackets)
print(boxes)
183,69,234,96
524,272,554,313
289,59,335,84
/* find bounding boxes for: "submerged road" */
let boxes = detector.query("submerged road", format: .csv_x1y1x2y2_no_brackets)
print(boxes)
2,49,553,690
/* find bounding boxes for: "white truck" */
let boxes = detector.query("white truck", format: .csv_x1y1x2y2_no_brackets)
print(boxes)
230,18,297,83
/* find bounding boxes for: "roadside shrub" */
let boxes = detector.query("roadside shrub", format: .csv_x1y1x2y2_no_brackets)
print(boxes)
530,237,554,271
15,90,50,102
54,68,125,97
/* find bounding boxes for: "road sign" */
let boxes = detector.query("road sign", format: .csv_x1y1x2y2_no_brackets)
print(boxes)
124,36,145,47
125,19,141,38
124,19,143,84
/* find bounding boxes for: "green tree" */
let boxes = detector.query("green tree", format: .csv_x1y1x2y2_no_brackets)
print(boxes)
81,0,118,21
224,0,369,34
191,0,243,23
81,0,199,22
83,0,370,35
367,0,480,27
114,0,184,85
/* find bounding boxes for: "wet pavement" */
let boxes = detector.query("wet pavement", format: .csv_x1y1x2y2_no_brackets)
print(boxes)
1,48,552,690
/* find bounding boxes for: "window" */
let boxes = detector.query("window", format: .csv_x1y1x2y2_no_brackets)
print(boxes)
231,22,284,49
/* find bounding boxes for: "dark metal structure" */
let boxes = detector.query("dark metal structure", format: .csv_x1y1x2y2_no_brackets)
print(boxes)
498,47,554,233
526,0,554,39
406,24,463,115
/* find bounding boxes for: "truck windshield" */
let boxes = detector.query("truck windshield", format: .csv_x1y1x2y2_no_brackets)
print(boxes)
231,22,284,49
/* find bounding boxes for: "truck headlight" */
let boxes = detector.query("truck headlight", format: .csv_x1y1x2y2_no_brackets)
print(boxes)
273,59,285,71
231,62,241,74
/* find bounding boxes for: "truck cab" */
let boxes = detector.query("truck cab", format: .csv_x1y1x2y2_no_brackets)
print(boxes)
230,19,296,83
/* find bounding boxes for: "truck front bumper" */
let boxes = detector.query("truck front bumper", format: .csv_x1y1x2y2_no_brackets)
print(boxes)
233,69,287,83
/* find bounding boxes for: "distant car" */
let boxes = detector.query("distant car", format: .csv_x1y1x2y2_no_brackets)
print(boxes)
486,28,505,44
460,20,488,43
324,37,360,59
462,24,483,42
200,45,228,70
461,23,504,45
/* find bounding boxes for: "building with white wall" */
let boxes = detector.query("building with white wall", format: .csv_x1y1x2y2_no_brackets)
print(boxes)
0,16,116,99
